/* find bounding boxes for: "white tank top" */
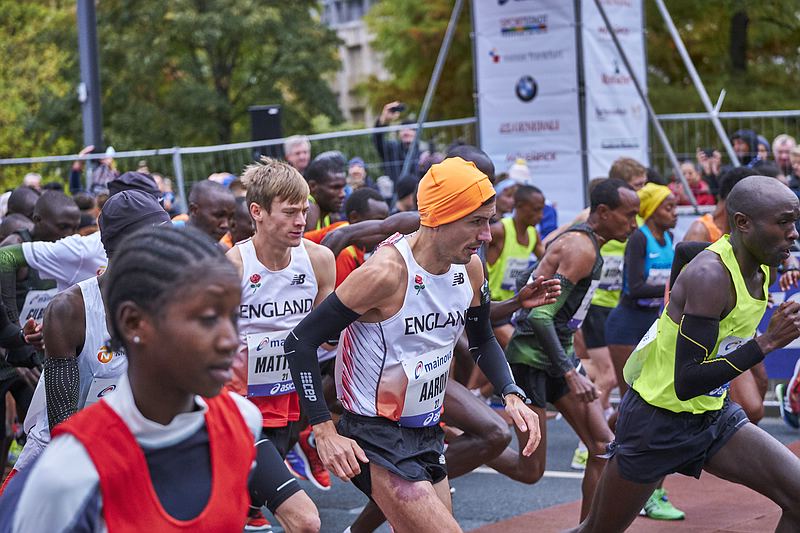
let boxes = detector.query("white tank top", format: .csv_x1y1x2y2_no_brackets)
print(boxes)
18,276,127,471
335,234,473,427
237,238,317,397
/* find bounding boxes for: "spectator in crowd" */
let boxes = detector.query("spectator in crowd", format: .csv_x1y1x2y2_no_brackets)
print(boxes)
788,146,800,199
773,134,797,176
186,180,236,242
730,129,761,167
73,192,99,236
207,172,236,188
646,167,667,186
6,187,41,221
391,174,418,214
42,182,64,192
90,146,119,193
668,160,715,206
305,151,347,231
494,178,518,221
0,214,33,242
229,178,246,198
22,174,41,192
757,135,772,163
68,145,95,194
373,101,419,183
753,160,782,181
346,157,376,192
696,147,722,197
284,135,311,175
418,151,446,177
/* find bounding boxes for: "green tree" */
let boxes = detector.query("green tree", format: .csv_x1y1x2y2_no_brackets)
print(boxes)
363,0,474,122
98,0,343,148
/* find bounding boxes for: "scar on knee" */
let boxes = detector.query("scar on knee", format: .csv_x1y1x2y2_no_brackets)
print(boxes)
388,473,429,502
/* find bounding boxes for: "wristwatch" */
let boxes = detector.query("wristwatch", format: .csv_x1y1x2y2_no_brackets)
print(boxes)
501,383,531,405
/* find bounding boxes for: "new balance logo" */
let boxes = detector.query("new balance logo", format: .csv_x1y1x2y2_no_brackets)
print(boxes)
452,272,465,286
290,274,306,285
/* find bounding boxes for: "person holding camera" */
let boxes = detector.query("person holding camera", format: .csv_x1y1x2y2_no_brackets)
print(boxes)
373,101,419,184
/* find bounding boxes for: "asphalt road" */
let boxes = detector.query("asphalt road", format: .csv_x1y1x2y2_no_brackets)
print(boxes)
261,415,800,532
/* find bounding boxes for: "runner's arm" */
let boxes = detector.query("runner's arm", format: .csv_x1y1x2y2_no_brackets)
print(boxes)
320,211,420,256
624,230,665,299
42,290,83,430
0,245,29,350
525,276,577,376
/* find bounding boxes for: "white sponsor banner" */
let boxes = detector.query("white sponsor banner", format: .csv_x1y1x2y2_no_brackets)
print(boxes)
474,0,584,223
582,0,649,178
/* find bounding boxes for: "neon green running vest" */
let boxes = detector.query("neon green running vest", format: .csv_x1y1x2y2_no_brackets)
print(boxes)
487,217,538,301
627,235,768,414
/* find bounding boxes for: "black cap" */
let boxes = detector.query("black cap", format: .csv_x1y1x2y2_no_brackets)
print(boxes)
99,189,170,256
396,174,418,200
107,172,161,199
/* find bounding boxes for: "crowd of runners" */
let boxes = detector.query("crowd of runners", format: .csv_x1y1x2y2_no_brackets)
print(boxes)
0,131,798,532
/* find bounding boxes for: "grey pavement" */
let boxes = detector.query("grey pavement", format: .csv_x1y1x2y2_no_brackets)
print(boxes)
260,415,800,532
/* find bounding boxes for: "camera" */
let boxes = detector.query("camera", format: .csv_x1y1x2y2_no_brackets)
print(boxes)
390,103,406,113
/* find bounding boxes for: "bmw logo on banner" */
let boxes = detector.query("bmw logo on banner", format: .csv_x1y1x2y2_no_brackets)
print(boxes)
515,75,538,102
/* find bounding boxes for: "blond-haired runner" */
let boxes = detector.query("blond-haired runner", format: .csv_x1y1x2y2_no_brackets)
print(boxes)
285,157,541,532
227,157,329,531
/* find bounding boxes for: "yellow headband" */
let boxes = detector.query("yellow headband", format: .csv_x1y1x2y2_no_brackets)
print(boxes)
637,182,672,220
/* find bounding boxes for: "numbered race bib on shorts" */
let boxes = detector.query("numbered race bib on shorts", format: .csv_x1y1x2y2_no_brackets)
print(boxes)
567,280,600,330
85,377,121,406
19,288,58,327
623,319,659,385
246,330,295,397
398,345,452,427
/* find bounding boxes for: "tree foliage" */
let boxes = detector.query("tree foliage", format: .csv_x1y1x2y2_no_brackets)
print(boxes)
364,0,800,117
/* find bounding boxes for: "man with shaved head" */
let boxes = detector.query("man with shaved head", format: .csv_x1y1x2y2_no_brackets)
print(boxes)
574,176,800,532
186,179,236,242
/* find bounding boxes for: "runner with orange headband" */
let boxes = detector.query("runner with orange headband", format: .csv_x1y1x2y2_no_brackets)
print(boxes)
284,157,546,532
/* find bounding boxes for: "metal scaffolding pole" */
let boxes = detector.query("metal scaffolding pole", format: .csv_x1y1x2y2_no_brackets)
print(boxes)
592,0,697,209
77,0,104,191
653,0,740,167
400,0,464,178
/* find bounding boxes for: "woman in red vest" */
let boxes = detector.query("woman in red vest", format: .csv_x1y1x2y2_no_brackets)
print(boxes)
0,225,319,532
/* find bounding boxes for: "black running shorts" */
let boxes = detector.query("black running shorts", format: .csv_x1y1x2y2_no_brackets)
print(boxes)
511,363,583,408
338,411,447,498
581,304,611,349
610,389,748,484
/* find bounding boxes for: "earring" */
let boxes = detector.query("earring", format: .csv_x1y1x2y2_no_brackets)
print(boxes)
132,336,141,344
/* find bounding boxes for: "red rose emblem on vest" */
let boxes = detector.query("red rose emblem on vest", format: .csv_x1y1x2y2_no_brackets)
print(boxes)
250,273,261,284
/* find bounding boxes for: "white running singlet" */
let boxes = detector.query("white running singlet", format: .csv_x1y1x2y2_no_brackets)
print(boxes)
335,234,473,427
16,276,126,471
236,238,318,397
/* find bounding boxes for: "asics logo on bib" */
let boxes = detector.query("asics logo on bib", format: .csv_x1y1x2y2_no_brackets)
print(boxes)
270,382,295,395
403,311,466,335
423,411,441,426
239,298,313,319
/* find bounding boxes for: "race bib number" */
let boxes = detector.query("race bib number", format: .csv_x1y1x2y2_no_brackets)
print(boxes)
246,330,294,397
598,256,623,291
636,268,671,308
85,377,121,406
398,345,452,427
567,280,600,330
501,256,535,291
19,288,58,327
623,319,659,385
705,336,747,397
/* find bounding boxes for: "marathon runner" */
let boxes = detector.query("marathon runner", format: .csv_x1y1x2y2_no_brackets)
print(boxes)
0,226,318,533
498,178,639,522
227,157,331,530
305,151,347,231
573,176,800,533
285,156,541,532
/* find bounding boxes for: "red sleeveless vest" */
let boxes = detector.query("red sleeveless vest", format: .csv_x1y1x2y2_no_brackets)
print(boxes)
53,393,254,532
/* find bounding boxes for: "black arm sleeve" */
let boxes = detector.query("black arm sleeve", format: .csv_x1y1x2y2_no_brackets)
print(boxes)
249,438,301,514
465,299,515,393
527,274,576,376
284,293,360,426
624,230,665,299
670,241,711,288
43,356,80,430
674,313,764,401
373,119,388,161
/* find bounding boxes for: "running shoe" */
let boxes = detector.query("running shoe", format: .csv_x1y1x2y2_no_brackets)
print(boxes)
245,508,273,531
570,447,588,470
297,427,332,490
284,446,308,480
641,488,685,520
776,383,799,429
